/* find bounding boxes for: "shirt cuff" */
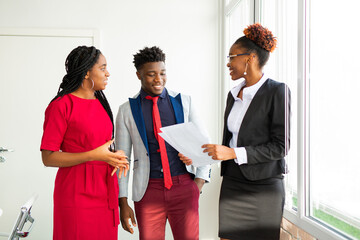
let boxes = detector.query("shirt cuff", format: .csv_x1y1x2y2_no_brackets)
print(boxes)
233,147,248,165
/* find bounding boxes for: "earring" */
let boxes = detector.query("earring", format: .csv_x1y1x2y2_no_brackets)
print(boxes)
244,62,248,76
82,78,94,90
90,78,94,90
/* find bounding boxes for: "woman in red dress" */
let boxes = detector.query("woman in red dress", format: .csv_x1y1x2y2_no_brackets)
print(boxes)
40,46,129,240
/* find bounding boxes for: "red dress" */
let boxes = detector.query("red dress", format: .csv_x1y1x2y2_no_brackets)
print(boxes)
40,94,119,240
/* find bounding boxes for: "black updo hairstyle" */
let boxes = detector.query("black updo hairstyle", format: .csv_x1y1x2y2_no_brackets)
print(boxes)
133,46,166,70
234,23,277,69
51,46,114,136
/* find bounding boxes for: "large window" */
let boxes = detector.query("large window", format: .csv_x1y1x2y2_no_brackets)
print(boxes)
308,0,360,239
222,0,360,239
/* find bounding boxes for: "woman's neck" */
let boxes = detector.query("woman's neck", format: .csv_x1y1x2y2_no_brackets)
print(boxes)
244,71,263,87
71,88,96,99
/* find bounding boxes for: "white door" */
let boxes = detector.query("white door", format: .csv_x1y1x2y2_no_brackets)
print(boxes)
0,30,95,239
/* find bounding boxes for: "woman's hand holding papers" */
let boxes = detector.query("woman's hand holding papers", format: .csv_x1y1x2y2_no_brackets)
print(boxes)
178,144,230,166
179,144,236,164
202,144,236,161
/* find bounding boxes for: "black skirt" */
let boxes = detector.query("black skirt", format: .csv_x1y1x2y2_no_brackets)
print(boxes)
219,176,285,240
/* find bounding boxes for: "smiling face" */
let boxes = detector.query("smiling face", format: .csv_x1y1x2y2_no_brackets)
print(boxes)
227,44,250,81
137,61,167,96
86,54,110,91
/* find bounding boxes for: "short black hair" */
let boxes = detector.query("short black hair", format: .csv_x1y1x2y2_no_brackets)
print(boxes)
133,46,166,70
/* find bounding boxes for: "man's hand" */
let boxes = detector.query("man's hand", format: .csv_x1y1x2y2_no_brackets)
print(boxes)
194,178,205,192
178,153,193,165
119,197,137,234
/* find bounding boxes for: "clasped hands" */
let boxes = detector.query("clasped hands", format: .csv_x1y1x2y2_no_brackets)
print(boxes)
92,139,129,178
178,144,236,165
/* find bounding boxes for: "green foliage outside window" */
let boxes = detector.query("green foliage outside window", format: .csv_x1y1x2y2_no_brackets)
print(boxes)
291,197,360,239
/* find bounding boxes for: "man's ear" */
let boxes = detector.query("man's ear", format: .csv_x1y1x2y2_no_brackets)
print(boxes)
136,71,141,80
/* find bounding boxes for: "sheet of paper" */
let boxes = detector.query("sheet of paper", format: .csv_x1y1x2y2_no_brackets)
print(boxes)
159,122,218,167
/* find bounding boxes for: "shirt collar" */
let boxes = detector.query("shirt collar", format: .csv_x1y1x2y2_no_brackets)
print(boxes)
231,73,268,101
140,88,167,100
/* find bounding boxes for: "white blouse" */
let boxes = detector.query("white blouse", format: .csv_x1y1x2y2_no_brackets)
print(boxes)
227,74,268,165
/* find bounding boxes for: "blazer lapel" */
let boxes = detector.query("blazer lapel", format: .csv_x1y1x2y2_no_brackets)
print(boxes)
224,92,235,124
169,94,184,124
129,95,149,154
238,79,269,141
222,92,235,145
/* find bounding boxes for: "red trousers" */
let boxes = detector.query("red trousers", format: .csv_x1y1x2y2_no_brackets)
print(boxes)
134,174,200,240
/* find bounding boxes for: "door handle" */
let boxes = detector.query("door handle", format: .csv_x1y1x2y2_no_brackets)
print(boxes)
0,147,14,163
0,147,14,153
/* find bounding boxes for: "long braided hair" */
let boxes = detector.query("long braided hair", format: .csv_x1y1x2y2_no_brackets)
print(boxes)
51,46,114,136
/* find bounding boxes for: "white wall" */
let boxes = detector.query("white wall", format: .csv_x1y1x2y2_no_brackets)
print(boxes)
0,0,222,239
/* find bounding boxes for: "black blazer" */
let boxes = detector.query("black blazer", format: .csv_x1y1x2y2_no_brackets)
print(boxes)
221,78,291,181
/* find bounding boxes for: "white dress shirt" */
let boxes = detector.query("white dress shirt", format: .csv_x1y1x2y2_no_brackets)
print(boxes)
228,74,268,165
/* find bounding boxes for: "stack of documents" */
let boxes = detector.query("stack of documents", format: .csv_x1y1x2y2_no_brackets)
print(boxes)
159,122,218,167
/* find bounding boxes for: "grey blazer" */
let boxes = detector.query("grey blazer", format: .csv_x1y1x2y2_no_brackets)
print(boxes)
115,89,211,202
221,79,291,181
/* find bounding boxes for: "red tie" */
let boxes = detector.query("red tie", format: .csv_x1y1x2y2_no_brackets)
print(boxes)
145,96,173,189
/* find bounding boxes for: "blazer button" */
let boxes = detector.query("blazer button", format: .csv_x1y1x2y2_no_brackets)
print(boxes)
160,169,163,172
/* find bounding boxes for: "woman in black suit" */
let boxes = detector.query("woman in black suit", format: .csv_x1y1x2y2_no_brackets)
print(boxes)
180,23,290,240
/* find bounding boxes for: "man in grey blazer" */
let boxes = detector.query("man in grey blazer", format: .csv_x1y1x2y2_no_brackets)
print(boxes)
115,46,211,240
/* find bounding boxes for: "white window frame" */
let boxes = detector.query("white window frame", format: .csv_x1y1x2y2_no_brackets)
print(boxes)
282,1,354,239
220,0,355,239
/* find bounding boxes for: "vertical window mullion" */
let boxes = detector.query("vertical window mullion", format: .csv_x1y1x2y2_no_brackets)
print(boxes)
297,0,307,221
304,0,311,220
254,0,262,23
